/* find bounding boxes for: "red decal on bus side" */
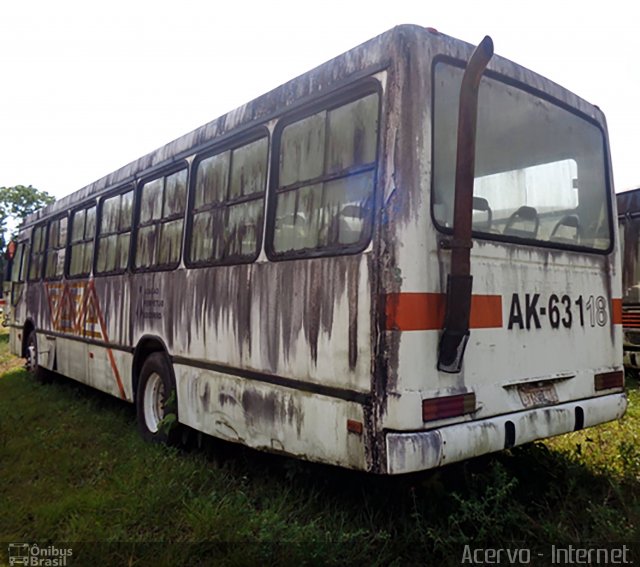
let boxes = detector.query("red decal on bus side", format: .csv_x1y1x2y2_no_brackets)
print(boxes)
87,280,127,400
385,292,503,331
44,280,127,400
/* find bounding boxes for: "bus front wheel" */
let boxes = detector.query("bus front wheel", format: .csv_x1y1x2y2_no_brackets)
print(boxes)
136,352,180,445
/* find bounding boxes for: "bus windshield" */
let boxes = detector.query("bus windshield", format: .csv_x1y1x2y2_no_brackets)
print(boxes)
432,61,612,252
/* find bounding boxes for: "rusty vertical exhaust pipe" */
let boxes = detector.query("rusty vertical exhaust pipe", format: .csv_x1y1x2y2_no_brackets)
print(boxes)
437,36,494,373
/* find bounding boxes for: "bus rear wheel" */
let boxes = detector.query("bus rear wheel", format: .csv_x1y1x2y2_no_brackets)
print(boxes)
136,352,180,445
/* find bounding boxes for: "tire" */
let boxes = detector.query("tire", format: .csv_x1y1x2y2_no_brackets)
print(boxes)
25,330,49,383
136,352,181,444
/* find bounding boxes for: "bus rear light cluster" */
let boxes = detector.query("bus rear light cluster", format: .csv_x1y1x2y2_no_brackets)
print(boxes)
422,392,476,422
594,371,624,391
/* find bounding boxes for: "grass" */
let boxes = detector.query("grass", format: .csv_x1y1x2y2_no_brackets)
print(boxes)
1,328,639,566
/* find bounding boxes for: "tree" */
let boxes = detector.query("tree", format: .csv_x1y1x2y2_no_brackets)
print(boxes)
0,185,55,250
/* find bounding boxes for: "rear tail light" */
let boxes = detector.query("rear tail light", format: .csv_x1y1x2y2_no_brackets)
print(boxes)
594,371,624,391
422,392,476,422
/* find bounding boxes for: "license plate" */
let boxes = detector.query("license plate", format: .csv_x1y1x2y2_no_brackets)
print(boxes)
518,383,559,408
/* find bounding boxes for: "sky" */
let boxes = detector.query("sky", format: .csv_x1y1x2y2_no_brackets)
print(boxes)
1,0,639,201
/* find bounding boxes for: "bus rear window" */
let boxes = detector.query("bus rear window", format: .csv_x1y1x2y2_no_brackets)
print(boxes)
432,62,612,252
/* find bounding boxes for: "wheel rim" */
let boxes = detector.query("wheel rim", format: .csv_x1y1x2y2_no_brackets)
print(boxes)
143,372,165,433
26,338,37,373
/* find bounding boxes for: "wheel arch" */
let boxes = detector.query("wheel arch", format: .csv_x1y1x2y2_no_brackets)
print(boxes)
132,335,173,402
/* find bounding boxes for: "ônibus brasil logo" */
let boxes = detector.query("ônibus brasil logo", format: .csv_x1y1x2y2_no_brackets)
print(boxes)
7,543,73,566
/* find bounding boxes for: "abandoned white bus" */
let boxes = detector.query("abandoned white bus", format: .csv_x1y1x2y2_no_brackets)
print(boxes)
4,25,625,474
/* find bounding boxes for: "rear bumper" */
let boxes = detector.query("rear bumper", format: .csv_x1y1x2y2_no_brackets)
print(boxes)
385,393,627,475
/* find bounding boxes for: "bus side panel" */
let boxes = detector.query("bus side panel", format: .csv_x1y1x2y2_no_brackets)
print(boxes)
92,277,131,347
31,333,132,400
55,335,85,379
8,284,28,351
129,254,373,394
85,345,132,400
26,282,53,334
8,284,28,357
9,327,21,357
174,364,368,470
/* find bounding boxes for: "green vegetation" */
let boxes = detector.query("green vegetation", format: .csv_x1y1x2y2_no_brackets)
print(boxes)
0,185,55,249
0,329,638,566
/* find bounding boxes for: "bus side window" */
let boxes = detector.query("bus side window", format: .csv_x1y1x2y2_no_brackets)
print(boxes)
272,90,379,256
96,190,133,274
44,216,68,280
19,242,29,283
69,205,96,277
135,169,187,270
188,136,268,265
8,242,27,307
8,242,25,283
28,224,46,281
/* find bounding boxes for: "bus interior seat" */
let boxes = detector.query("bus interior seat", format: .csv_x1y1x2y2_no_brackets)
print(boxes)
472,196,493,232
503,205,539,239
325,204,366,246
549,214,581,244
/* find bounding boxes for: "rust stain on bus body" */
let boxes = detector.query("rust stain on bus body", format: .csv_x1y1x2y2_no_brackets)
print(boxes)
129,254,365,388
241,389,304,437
365,27,431,472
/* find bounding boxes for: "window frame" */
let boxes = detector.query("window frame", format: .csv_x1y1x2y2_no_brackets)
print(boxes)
94,184,136,276
10,239,29,306
10,241,27,283
619,210,640,305
27,223,47,282
42,214,69,282
66,200,97,279
132,162,189,273
265,79,382,261
430,55,614,256
184,128,270,269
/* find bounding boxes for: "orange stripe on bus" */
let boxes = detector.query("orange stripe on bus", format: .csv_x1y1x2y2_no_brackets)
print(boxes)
385,293,503,331
611,298,622,325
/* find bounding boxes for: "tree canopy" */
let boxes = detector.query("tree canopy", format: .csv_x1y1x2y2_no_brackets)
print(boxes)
0,185,55,250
